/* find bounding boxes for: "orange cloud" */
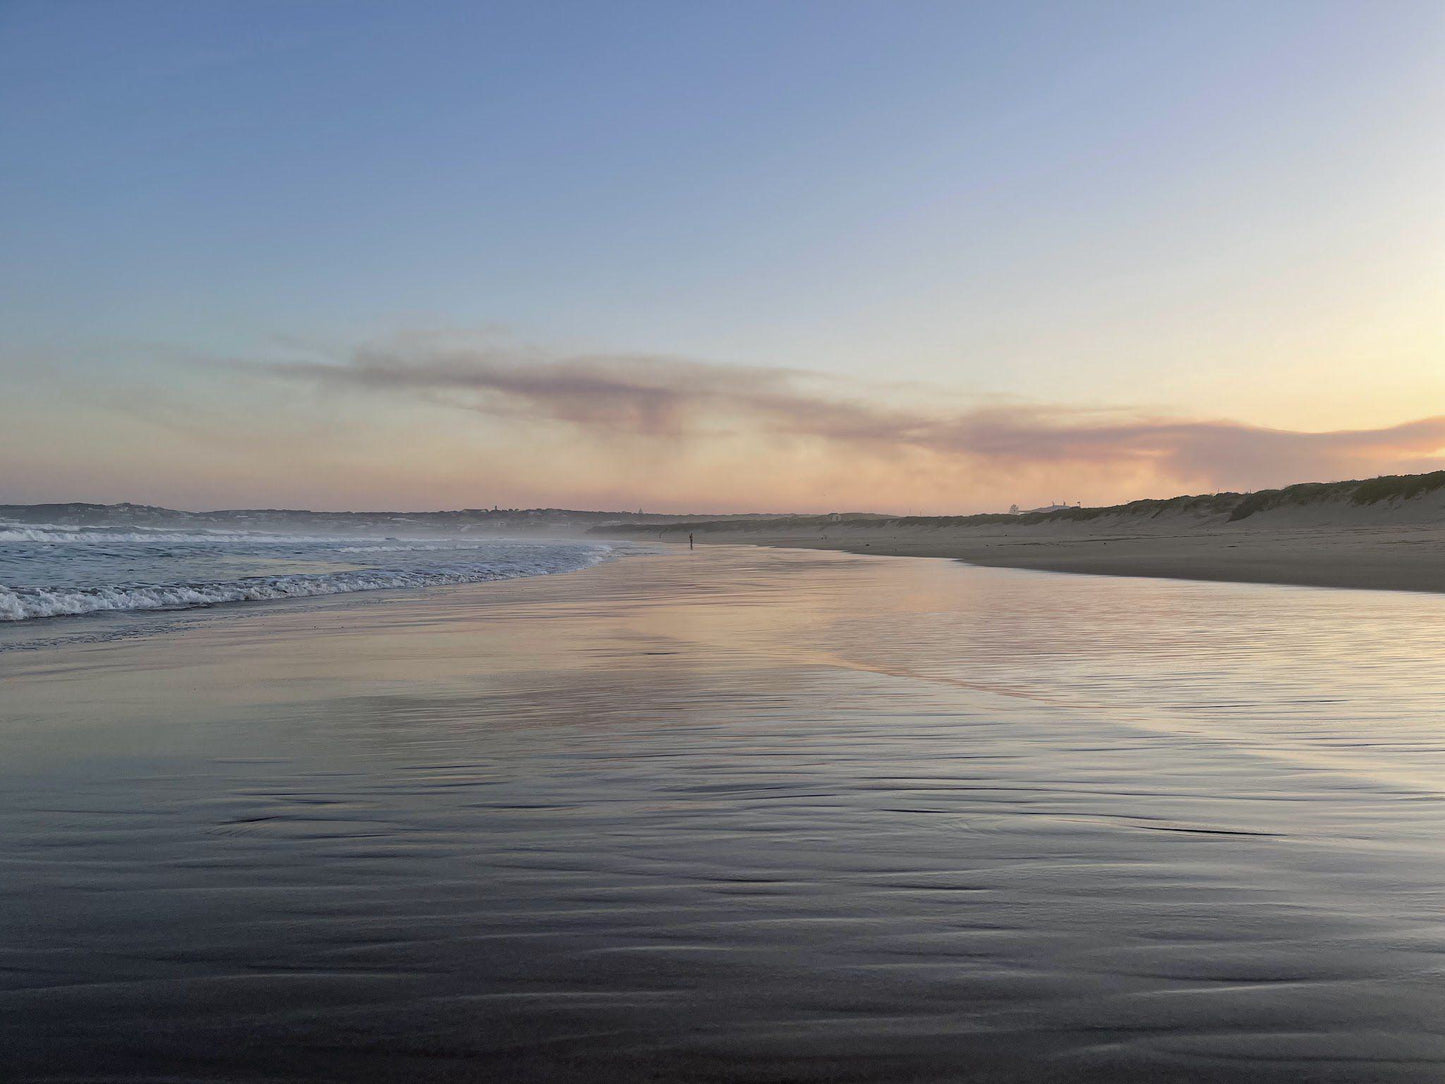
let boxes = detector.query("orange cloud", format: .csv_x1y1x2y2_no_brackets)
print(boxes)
249,344,1445,503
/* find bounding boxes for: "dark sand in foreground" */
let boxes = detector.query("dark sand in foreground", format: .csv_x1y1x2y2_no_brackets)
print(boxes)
4,548,1445,1081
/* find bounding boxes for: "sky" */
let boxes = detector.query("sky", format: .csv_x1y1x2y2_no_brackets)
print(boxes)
1,0,1441,514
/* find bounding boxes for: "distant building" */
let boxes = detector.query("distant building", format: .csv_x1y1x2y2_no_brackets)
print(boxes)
1015,500,1081,514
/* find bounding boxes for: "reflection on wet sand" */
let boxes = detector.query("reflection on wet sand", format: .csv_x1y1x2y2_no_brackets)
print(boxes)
3,547,1445,1082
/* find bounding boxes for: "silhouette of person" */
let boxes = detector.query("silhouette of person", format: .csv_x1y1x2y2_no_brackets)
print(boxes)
689,532,694,550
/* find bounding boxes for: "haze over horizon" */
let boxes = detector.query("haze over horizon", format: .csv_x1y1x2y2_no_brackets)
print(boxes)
3,1,1442,514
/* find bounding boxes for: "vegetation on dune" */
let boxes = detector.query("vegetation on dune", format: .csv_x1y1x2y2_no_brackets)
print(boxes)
1348,470,1445,505
1226,470,1445,521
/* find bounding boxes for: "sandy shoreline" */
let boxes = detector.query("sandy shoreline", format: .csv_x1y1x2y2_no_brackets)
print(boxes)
619,522,1445,594
599,482,1445,594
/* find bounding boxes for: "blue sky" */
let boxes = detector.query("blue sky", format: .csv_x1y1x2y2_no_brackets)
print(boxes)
1,1,1441,511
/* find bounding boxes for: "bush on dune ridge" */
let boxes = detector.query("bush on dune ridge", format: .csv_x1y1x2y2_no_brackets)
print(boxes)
1227,470,1445,521
1350,470,1445,505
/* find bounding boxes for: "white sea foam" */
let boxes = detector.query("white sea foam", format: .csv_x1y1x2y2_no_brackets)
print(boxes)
0,543,612,622
337,542,501,553
0,523,362,545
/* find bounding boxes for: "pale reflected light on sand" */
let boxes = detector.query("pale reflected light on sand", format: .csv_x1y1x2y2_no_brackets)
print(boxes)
3,548,1445,1081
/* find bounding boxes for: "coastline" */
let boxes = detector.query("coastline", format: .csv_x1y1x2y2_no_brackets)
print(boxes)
609,522,1445,594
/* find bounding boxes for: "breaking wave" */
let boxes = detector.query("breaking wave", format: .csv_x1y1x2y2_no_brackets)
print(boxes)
0,544,612,622
0,523,356,545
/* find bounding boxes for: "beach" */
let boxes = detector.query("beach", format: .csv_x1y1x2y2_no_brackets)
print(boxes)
4,546,1445,1081
626,513,1445,595
7,3,1442,1079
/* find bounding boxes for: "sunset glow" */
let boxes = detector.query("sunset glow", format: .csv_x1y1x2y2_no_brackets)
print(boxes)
2,1,1441,512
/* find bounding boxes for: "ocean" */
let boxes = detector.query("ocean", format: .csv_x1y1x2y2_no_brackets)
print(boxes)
0,520,615,634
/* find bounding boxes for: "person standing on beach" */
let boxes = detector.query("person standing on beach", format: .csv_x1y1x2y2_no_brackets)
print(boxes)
689,533,694,550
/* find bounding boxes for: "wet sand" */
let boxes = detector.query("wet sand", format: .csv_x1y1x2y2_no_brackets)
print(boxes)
4,548,1445,1081
641,522,1445,594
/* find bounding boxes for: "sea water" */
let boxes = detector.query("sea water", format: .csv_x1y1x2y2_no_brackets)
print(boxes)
0,520,613,629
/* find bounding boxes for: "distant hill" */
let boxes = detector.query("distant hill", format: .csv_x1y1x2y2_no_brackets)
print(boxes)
0,502,802,536
5,469,1443,538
